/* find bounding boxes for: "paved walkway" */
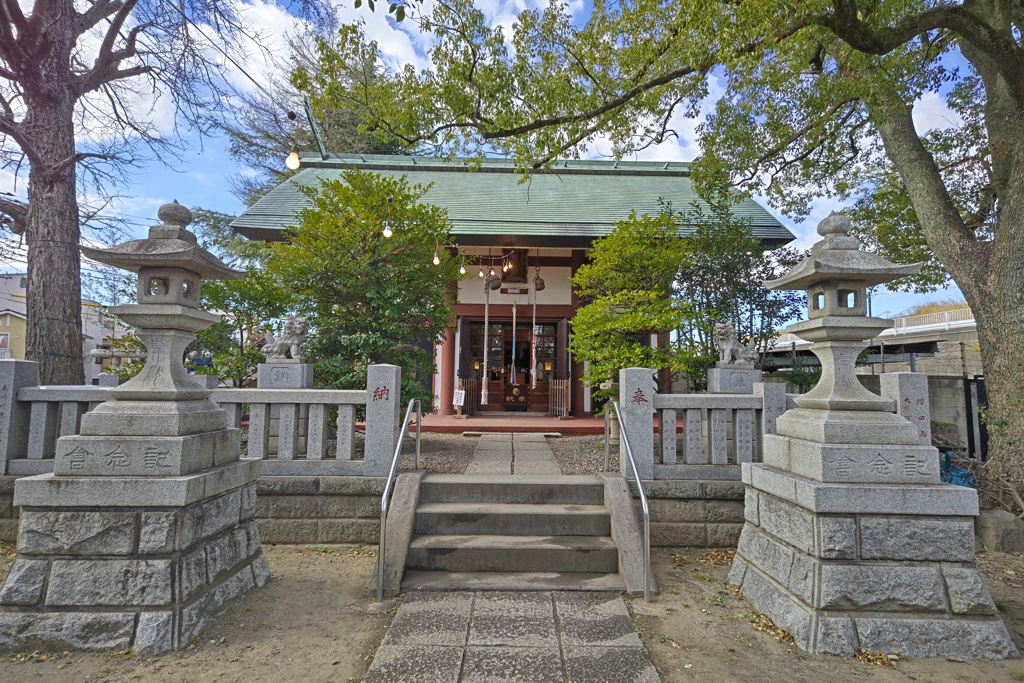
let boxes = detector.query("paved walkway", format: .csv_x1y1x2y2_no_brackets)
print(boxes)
465,433,562,475
364,591,660,683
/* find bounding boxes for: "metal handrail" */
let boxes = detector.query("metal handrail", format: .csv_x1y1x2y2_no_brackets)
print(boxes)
377,398,422,603
603,400,652,603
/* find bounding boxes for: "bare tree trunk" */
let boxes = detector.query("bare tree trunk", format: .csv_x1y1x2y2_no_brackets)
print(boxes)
22,2,85,386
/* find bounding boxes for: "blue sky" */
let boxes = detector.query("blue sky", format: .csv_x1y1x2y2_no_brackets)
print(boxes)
0,0,967,318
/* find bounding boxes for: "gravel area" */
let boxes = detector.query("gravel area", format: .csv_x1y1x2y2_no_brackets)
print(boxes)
549,434,619,475
239,428,477,474
397,432,477,474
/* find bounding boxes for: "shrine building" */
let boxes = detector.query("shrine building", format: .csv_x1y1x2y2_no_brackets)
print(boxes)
231,154,792,417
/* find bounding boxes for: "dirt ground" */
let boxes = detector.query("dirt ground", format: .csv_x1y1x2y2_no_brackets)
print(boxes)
3,540,1024,682
631,547,1024,682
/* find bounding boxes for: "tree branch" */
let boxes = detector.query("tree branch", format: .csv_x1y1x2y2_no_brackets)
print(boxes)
40,152,109,179
76,0,141,95
75,0,123,34
0,195,27,229
867,84,986,284
817,1,1024,103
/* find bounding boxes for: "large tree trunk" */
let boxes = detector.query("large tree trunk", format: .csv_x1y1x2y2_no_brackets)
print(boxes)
22,1,85,386
870,80,1024,510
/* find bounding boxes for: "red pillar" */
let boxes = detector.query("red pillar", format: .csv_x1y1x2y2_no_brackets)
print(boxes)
570,249,587,418
438,325,457,416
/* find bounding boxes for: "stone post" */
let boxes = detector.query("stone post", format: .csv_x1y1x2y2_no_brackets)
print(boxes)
708,365,763,394
364,364,402,477
753,382,787,459
96,373,120,387
618,367,656,480
257,361,314,455
0,360,39,475
881,371,932,446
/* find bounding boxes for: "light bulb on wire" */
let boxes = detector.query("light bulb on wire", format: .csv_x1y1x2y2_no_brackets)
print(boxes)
382,220,393,238
489,266,495,276
432,250,440,266
285,148,300,170
459,259,466,275
478,267,484,277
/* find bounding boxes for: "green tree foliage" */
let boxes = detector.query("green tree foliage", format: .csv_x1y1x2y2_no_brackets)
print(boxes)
674,202,805,388
267,169,461,405
222,25,409,205
570,212,687,398
572,211,681,302
187,210,293,387
571,203,803,395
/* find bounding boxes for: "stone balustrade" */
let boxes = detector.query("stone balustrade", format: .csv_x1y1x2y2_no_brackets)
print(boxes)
0,360,404,479
653,393,768,480
10,386,112,476
211,388,365,475
616,367,931,483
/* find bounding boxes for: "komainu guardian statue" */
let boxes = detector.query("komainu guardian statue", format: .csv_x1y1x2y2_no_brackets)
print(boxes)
262,316,308,363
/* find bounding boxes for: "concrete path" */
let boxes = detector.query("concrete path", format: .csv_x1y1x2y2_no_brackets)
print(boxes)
364,591,660,683
464,433,561,475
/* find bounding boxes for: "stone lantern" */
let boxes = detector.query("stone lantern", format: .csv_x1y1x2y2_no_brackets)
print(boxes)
767,213,921,416
57,200,247,473
728,213,1015,658
0,202,269,654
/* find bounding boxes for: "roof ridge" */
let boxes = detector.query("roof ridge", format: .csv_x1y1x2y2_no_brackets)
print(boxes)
298,153,693,176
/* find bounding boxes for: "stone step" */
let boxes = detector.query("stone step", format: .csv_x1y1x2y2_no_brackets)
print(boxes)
401,570,625,592
420,474,604,505
406,534,619,573
415,502,610,537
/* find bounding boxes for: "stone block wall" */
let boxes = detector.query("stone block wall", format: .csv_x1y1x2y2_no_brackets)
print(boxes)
638,480,745,547
0,477,16,543
731,486,1009,657
0,480,269,653
255,477,385,544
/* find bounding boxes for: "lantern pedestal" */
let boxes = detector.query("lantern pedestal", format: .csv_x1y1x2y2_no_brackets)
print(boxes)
731,463,1014,657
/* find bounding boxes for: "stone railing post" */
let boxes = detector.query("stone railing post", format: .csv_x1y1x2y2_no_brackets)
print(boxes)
881,371,932,446
364,364,402,477
0,360,40,475
753,382,788,436
753,382,787,457
618,367,656,480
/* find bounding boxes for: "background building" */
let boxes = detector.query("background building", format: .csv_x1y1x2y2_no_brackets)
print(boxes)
0,273,114,383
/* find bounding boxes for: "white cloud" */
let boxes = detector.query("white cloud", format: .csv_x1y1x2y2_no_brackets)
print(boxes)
912,91,963,134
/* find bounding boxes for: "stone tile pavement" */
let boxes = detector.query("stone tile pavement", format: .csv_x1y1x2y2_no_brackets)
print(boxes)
364,591,660,683
464,433,561,475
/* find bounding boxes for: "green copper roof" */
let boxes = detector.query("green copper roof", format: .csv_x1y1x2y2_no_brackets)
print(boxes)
231,154,793,248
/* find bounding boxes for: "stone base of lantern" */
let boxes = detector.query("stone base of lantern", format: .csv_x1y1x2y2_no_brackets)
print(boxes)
0,459,268,654
730,462,1017,658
